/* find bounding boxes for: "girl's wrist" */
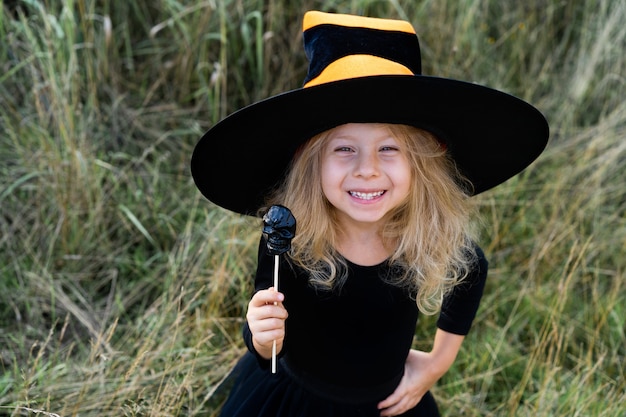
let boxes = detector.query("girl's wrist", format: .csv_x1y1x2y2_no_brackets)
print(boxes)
252,339,270,359
408,349,449,380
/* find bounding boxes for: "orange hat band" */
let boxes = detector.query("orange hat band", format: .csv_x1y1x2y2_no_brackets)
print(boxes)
304,54,414,88
301,11,422,88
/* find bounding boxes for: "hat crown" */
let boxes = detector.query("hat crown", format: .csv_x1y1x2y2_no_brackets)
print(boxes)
302,11,422,87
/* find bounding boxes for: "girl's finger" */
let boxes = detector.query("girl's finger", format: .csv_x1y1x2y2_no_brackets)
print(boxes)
250,288,284,306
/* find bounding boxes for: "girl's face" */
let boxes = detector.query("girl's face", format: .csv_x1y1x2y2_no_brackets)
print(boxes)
320,123,411,229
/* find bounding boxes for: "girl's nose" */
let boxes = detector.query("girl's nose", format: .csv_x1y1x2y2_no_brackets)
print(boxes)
354,151,380,178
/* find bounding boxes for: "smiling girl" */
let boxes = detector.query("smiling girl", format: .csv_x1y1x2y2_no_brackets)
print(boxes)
191,11,549,417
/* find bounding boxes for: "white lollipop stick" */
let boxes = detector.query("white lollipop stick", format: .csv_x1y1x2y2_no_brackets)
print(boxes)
272,254,279,373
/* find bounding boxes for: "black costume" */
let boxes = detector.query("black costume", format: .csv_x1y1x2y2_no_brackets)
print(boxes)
219,238,488,416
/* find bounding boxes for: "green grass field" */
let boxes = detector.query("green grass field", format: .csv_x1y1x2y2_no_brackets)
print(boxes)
1,0,624,415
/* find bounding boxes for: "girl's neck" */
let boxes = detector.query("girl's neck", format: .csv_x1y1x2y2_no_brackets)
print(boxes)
336,228,392,266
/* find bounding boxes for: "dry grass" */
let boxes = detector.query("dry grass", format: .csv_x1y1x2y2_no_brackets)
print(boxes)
1,0,624,415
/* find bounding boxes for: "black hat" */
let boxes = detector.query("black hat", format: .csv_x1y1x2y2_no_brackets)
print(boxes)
191,11,549,216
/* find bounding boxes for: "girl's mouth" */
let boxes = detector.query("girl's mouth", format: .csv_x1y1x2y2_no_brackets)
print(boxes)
348,190,385,200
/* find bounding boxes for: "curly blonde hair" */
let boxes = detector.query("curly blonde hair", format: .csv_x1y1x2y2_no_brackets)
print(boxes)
263,123,479,315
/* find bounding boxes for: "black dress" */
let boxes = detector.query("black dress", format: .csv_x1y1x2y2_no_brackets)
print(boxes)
219,238,488,416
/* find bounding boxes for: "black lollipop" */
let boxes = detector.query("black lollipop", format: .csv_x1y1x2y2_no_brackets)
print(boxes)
262,205,297,255
262,205,296,373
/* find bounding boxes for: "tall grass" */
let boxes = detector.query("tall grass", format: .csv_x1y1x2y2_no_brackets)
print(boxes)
1,0,624,415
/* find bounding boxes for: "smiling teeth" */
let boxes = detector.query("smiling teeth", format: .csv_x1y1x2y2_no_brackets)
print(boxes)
350,191,384,200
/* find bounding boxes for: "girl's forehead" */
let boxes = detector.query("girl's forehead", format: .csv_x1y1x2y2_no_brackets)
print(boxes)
330,122,388,133
326,123,398,140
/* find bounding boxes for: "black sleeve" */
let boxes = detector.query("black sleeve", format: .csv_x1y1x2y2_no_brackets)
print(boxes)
436,244,488,335
242,235,288,368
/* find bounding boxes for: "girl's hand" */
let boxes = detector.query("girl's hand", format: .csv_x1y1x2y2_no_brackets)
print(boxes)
378,330,465,416
377,349,441,416
246,287,288,360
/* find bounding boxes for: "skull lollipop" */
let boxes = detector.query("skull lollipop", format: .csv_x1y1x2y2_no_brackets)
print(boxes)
263,205,296,255
262,205,296,373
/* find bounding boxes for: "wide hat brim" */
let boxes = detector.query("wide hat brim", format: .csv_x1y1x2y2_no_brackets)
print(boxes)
191,74,549,216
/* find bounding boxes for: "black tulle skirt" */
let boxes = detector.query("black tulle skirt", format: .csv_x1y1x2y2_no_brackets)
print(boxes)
218,352,440,417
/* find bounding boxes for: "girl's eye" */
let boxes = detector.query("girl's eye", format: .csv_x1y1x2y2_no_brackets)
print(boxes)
380,145,399,152
334,146,353,152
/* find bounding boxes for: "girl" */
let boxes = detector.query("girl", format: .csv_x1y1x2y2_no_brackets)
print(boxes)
191,11,549,417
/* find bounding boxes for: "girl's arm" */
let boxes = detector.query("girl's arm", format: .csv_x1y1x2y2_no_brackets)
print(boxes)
426,327,465,376
377,329,465,416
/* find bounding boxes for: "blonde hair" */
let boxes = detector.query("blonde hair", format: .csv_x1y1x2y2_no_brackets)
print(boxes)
263,123,478,315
